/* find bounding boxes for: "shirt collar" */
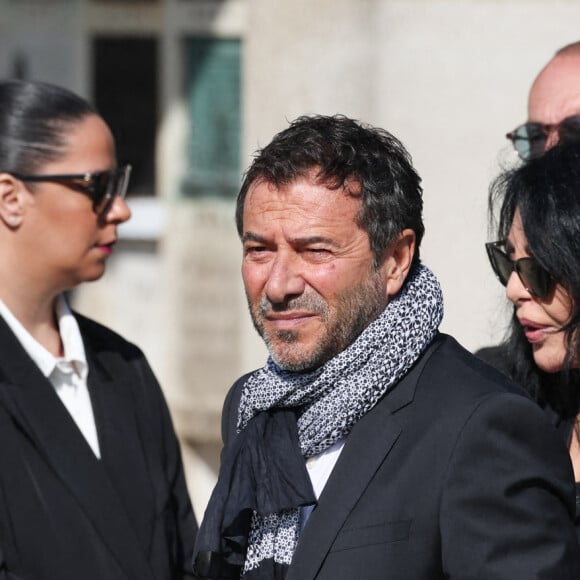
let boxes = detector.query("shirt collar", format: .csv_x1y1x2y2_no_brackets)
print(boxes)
0,295,88,380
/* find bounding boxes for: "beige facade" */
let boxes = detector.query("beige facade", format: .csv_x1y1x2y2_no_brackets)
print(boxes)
1,0,579,518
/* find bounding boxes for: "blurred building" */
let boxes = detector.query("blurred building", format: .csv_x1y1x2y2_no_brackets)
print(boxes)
1,0,580,519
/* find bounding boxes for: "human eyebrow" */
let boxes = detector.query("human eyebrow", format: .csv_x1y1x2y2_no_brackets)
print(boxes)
242,232,267,244
290,236,338,248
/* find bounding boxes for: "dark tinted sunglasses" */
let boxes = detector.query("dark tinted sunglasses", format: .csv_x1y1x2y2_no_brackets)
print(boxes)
11,164,131,214
506,115,580,161
485,241,553,299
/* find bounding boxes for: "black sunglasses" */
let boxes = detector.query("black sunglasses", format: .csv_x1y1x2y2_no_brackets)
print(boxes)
11,164,132,214
485,241,553,299
506,115,580,161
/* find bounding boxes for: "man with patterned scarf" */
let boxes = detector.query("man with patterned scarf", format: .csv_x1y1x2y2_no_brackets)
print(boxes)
193,115,579,579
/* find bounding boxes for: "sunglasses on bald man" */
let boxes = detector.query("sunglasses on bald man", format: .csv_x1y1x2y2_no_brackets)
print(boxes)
506,115,580,161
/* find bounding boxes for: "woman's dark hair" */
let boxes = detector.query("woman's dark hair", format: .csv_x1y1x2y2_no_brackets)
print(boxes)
235,114,424,267
0,80,96,175
489,141,580,417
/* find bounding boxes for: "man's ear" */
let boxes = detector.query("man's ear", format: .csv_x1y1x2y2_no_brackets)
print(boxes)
0,173,26,229
379,228,416,297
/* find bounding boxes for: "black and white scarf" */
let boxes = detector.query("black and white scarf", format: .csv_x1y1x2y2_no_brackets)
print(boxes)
193,264,443,579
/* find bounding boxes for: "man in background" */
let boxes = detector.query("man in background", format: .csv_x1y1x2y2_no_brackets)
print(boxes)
506,41,580,162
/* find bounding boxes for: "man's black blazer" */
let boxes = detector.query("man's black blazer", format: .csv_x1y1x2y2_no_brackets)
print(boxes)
222,333,580,579
0,313,197,580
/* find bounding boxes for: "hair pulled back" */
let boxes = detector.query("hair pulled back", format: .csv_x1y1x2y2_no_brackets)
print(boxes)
0,80,96,175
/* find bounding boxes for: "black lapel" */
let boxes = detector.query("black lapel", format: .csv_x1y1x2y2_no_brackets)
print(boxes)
85,337,157,552
286,337,441,580
0,317,155,580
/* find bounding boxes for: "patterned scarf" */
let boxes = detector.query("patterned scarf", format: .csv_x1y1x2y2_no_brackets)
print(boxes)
238,264,444,577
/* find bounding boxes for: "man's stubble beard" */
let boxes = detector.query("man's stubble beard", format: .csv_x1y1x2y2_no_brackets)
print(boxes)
247,270,387,372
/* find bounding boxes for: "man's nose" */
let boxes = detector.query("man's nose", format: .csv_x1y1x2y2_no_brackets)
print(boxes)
264,253,305,304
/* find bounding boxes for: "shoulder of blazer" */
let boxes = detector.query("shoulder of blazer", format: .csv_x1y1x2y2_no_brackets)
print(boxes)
410,333,533,422
73,311,143,362
429,334,528,393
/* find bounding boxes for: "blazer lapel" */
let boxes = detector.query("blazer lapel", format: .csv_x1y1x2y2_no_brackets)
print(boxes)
0,318,154,580
286,337,441,580
86,340,157,553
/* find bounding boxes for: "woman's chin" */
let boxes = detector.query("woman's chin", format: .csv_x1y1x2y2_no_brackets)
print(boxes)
533,349,566,374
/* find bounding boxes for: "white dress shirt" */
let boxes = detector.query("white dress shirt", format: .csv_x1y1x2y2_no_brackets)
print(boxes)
301,439,345,528
0,296,101,458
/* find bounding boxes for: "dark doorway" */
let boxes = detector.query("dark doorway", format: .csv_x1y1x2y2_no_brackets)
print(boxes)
92,36,158,196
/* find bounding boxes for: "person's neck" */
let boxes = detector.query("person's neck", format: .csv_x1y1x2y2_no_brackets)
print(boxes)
0,289,63,357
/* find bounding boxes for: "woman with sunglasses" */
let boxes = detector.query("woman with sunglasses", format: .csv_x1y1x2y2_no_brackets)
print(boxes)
485,139,580,538
0,80,197,579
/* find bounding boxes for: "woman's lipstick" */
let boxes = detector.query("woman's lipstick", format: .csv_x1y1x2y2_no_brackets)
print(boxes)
519,318,549,343
95,240,116,255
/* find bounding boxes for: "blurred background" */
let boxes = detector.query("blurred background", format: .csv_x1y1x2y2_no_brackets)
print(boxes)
1,0,578,520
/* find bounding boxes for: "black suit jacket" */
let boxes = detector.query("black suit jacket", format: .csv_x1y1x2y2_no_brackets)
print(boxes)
0,313,197,580
221,334,580,579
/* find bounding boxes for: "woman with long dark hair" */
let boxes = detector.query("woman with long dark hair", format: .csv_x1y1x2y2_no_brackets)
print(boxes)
0,80,196,579
485,140,580,535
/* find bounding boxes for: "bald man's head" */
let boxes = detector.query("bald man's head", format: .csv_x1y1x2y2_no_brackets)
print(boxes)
507,42,580,160
529,43,580,126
